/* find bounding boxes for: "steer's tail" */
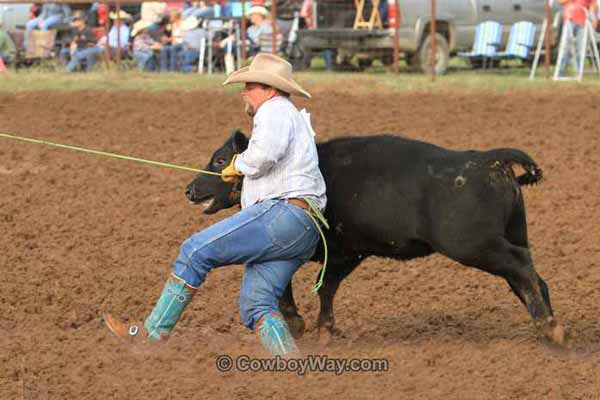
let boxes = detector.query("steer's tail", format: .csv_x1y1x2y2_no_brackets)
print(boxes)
484,148,543,186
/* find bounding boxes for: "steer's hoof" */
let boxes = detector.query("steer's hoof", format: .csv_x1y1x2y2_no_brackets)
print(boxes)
285,314,306,339
318,329,333,348
317,324,339,349
540,318,568,347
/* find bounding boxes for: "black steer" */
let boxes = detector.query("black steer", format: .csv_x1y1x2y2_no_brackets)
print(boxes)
186,130,565,345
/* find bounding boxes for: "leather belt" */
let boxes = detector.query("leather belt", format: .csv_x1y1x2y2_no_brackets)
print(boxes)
287,198,309,210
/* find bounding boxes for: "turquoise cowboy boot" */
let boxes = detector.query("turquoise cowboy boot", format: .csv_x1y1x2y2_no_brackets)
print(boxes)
104,275,195,344
256,312,300,356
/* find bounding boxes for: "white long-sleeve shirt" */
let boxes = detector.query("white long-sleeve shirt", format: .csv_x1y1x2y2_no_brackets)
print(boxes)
234,96,327,211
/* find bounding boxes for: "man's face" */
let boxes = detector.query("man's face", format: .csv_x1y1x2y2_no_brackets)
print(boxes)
241,83,276,117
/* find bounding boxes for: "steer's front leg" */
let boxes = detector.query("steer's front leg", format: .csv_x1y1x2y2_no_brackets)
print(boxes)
279,283,306,339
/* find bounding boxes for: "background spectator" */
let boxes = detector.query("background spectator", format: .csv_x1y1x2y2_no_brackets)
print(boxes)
558,0,598,76
0,16,17,67
99,10,132,58
25,2,71,50
132,20,162,71
160,9,185,71
66,13,102,72
246,6,278,55
180,16,207,72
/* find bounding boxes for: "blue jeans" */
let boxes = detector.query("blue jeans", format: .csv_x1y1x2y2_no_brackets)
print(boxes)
558,21,585,76
181,48,199,73
133,50,158,71
160,44,184,72
66,47,103,72
25,15,63,49
172,199,320,330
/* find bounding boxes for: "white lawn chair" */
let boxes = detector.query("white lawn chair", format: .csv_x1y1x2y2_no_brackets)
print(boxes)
496,21,537,60
457,21,503,68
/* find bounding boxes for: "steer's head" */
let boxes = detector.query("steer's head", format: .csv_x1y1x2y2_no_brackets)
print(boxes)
185,130,249,214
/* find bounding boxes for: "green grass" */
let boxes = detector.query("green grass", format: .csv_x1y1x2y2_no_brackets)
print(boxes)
0,57,597,94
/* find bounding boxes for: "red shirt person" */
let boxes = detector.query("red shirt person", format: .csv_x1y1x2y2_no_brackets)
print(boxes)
561,0,598,27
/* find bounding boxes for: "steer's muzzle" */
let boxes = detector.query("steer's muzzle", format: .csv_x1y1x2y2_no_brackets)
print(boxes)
185,184,195,201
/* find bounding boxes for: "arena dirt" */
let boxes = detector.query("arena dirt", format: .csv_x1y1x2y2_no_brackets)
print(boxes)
1,88,600,399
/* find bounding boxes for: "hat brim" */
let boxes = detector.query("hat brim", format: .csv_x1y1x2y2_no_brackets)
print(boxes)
110,12,132,21
131,22,153,36
223,67,311,99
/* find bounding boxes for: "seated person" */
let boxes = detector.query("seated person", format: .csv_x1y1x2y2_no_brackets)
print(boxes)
245,6,279,55
66,13,103,72
0,18,17,67
160,8,185,71
98,10,132,58
25,3,71,50
179,16,208,72
131,20,162,71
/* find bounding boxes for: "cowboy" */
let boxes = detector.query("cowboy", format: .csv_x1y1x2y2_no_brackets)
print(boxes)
101,10,133,58
131,20,163,72
104,53,326,356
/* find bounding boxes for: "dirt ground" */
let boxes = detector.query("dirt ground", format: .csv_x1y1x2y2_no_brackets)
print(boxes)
1,87,600,400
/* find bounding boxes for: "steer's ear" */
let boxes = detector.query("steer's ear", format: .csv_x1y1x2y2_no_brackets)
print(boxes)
231,130,249,153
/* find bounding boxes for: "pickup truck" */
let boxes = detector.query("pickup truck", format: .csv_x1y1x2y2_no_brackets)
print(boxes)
0,3,32,32
293,0,558,74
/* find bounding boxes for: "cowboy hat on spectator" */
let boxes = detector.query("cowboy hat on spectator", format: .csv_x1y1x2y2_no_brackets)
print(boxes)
245,5,270,18
110,10,133,21
223,53,311,98
181,16,199,31
131,20,154,37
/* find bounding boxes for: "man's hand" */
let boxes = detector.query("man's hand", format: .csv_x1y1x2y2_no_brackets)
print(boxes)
221,155,243,183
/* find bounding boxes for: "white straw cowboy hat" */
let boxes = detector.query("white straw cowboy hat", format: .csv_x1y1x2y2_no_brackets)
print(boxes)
246,5,270,18
109,10,133,21
223,53,311,99
181,16,199,31
131,20,154,37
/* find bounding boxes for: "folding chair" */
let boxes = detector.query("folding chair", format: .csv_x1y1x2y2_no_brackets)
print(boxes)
26,29,57,60
496,21,537,60
354,0,382,30
457,21,503,68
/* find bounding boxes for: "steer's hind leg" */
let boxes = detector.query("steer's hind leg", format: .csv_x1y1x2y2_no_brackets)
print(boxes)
279,283,306,339
316,254,362,346
453,236,565,345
